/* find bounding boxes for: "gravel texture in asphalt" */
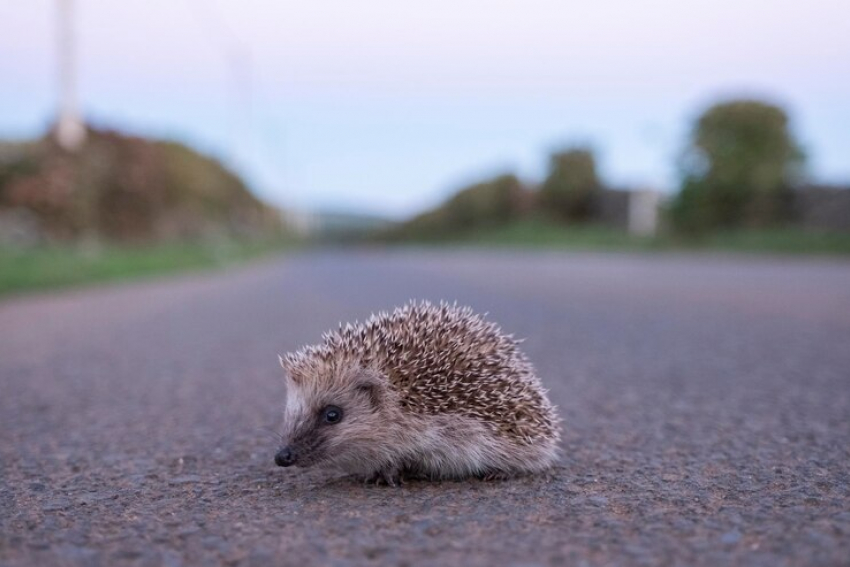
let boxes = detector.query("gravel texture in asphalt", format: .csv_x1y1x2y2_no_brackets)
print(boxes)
1,250,849,566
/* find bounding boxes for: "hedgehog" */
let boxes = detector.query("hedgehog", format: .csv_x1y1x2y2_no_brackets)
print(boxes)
274,301,560,485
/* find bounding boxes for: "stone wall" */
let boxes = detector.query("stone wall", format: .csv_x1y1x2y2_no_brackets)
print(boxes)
596,189,663,235
596,189,630,229
793,185,850,232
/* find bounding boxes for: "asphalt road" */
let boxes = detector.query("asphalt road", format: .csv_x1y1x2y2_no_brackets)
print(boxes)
1,250,849,566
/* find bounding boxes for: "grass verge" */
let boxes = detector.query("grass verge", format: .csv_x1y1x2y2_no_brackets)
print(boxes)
403,219,850,255
0,237,298,298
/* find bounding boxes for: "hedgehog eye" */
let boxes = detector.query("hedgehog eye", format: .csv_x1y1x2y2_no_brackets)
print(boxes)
321,405,343,424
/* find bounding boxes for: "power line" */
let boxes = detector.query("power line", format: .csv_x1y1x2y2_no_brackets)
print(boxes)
178,0,253,158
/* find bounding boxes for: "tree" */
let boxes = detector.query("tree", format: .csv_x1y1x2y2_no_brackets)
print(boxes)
670,100,804,232
538,148,601,222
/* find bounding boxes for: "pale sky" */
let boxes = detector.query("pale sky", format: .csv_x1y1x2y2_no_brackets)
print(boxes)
1,0,849,217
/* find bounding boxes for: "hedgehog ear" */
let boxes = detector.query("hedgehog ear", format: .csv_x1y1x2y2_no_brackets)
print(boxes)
355,373,384,407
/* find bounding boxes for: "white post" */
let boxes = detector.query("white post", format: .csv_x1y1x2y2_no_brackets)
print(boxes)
55,0,86,151
628,190,661,236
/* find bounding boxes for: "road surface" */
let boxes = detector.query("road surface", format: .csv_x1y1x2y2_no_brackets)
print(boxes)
1,250,849,566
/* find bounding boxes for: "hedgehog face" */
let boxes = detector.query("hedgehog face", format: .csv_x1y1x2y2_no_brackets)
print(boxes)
276,365,395,471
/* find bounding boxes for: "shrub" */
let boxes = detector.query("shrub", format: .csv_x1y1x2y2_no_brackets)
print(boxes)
0,128,282,242
670,100,804,232
388,174,529,239
538,148,601,222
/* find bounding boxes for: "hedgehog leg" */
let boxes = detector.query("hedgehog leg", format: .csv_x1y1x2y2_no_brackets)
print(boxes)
365,466,404,487
478,470,512,482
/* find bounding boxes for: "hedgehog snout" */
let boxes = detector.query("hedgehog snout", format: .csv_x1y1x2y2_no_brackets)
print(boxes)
274,446,296,467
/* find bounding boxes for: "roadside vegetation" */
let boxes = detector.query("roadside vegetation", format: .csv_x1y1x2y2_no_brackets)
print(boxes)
440,218,850,255
0,127,295,297
0,237,296,297
2,98,848,299
379,98,850,254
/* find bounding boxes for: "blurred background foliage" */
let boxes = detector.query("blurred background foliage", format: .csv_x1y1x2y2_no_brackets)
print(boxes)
0,127,283,244
382,97,849,248
1,96,849,296
2,97,848,252
0,128,291,295
670,100,804,233
538,148,601,223
384,174,531,241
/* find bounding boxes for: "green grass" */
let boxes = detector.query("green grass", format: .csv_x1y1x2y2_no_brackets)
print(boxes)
462,220,658,250
0,238,298,298
404,218,850,255
692,228,850,255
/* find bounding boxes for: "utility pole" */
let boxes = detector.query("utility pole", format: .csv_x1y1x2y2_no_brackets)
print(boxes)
55,0,86,151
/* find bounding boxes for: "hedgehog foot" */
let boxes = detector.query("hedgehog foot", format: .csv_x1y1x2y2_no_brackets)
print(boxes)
364,467,404,487
478,471,512,482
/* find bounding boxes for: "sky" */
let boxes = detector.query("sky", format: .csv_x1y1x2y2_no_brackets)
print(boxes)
1,0,849,218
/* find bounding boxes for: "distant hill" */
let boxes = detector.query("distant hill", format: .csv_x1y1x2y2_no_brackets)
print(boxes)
0,127,283,244
381,174,532,241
